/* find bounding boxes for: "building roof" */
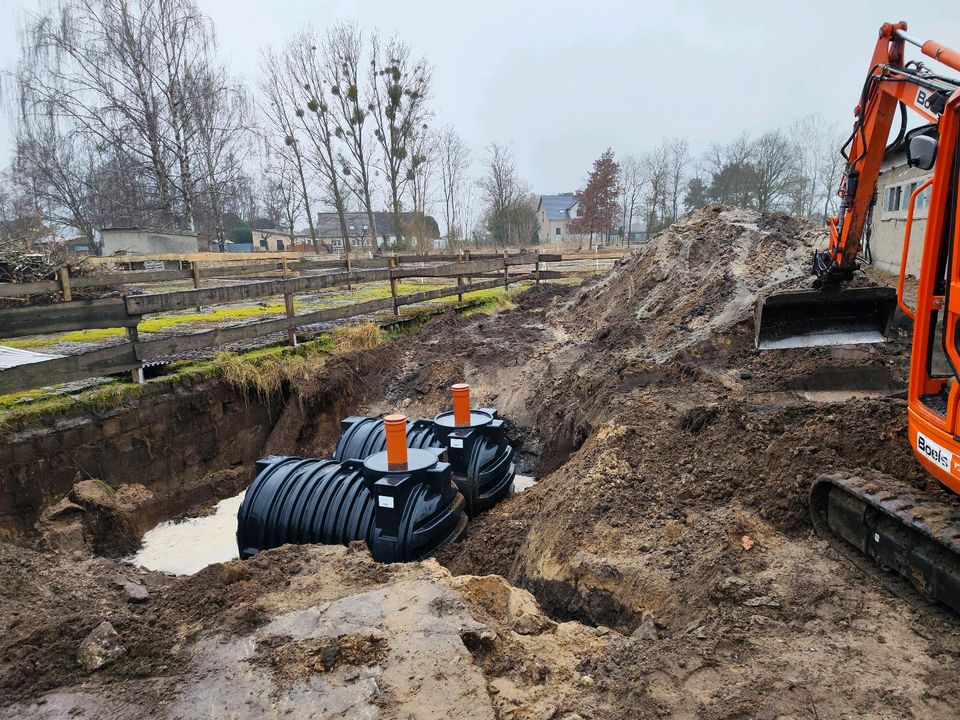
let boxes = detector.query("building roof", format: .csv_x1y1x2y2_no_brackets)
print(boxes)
99,227,198,238
251,228,313,239
0,345,61,370
313,212,439,239
538,194,579,221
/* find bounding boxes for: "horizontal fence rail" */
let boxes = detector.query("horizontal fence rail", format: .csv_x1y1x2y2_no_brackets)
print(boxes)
0,248,627,395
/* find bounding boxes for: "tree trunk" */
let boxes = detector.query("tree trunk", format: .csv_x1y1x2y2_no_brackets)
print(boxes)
292,145,318,253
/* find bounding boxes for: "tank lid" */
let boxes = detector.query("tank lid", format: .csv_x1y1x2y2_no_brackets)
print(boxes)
433,409,494,429
364,447,439,475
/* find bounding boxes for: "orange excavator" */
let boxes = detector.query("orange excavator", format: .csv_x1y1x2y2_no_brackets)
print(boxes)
755,22,960,613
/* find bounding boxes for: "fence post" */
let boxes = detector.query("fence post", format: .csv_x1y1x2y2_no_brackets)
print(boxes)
282,257,297,347
58,267,72,302
345,247,353,291
191,261,202,313
535,249,541,286
502,251,509,291
457,249,464,303
389,256,399,316
126,326,144,384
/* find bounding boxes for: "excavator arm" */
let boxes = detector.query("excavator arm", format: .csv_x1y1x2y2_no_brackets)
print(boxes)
756,22,960,349
820,23,956,282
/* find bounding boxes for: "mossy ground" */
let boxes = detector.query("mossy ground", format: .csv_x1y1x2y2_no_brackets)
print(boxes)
0,283,536,433
3,281,450,348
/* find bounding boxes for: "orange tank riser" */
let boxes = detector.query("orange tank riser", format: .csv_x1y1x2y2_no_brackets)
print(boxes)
383,414,408,469
451,383,471,426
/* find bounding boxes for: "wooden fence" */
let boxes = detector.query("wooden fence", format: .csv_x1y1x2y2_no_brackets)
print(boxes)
0,249,626,395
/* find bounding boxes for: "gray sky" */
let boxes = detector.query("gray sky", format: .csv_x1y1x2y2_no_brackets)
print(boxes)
1,0,958,196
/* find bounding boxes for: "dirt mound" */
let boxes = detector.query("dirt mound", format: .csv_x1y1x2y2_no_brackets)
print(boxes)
0,542,611,719
555,205,820,360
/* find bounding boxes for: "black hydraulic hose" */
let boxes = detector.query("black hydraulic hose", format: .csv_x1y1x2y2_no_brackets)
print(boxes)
887,101,908,153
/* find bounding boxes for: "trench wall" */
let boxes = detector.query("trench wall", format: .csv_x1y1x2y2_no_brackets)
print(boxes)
0,382,287,541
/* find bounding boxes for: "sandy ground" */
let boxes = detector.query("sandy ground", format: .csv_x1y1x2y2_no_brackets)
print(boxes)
2,206,959,718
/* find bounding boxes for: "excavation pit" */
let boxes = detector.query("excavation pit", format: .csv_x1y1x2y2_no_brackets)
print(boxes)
3,207,960,718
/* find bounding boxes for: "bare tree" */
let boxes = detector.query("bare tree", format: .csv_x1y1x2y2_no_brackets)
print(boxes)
13,111,99,249
260,48,318,250
620,153,645,246
262,150,305,247
189,66,251,250
406,128,436,252
642,143,671,234
667,137,690,223
19,0,225,231
477,143,528,248
325,22,379,245
752,130,798,213
282,34,353,261
368,34,432,245
436,125,470,248
459,182,481,250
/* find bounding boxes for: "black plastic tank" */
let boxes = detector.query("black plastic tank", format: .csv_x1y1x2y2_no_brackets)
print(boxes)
333,417,436,463
236,449,466,563
333,408,515,517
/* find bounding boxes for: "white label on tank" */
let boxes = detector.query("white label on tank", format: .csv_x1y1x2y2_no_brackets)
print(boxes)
450,438,464,449
917,432,952,473
378,496,395,508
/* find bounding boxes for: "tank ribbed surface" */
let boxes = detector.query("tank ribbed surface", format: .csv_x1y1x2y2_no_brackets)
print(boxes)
237,456,374,560
237,452,467,563
331,414,515,516
332,417,437,462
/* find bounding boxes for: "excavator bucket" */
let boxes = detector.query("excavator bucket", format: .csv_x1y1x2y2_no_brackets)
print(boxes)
754,286,898,350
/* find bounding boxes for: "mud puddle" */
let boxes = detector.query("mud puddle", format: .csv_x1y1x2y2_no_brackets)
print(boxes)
127,491,244,575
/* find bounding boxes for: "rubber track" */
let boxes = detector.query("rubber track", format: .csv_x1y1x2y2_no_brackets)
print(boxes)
811,469,960,612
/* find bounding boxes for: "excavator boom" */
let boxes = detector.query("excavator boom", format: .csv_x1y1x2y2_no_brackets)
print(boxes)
754,22,959,350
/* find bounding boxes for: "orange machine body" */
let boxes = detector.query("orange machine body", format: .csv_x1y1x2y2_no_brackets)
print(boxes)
841,25,960,494
907,86,960,495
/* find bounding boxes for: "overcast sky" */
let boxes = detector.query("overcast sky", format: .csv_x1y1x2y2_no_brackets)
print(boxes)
0,0,958,198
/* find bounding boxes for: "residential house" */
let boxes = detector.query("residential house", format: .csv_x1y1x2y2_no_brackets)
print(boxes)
314,211,440,252
251,228,316,253
867,134,934,277
535,193,582,246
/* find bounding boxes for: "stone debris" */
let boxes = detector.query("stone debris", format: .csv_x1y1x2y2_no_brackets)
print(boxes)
77,621,125,671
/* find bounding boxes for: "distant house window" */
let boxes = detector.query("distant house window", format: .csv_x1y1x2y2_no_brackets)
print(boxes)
333,239,344,248
349,224,355,230
555,227,561,237
882,177,932,218
885,185,902,212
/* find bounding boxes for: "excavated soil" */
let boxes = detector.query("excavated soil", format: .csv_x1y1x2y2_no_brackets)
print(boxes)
3,205,960,718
